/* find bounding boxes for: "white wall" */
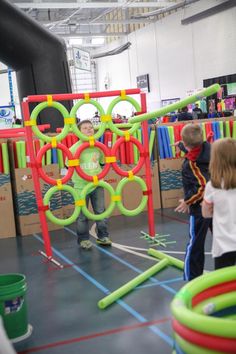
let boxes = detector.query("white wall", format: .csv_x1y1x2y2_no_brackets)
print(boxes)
96,38,133,115
96,0,236,113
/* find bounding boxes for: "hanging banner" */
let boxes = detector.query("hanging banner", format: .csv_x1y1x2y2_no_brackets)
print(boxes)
0,105,15,128
136,74,150,93
73,47,91,72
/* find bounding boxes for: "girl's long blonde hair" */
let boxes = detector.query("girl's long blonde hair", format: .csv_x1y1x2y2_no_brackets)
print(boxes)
210,138,236,189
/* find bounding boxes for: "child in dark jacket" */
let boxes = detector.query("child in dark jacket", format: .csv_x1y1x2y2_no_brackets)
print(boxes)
175,123,212,281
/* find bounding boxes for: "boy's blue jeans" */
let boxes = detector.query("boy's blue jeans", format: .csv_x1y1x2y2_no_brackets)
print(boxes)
77,186,109,242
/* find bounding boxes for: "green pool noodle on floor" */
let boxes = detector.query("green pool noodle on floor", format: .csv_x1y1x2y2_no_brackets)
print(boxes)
2,143,10,174
98,258,169,309
148,248,184,270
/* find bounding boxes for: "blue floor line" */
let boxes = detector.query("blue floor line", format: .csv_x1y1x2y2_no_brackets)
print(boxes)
65,227,178,295
34,233,173,347
137,277,183,290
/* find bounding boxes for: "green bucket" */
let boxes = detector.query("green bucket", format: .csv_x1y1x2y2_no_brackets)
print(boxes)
0,274,31,342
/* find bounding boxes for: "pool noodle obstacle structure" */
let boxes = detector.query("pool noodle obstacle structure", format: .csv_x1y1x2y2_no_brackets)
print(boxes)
22,88,157,267
171,266,236,354
21,84,220,291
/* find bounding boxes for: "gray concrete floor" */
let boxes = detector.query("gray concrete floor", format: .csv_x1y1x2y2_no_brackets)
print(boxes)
0,209,214,354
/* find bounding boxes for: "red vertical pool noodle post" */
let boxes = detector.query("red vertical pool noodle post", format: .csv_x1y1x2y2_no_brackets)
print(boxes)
140,92,155,238
22,100,53,258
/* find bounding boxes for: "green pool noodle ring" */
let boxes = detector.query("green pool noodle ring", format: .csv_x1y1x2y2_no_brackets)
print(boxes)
44,185,80,226
70,99,106,141
106,96,141,136
80,180,115,220
31,101,70,143
174,334,222,354
171,266,236,338
116,176,148,216
98,258,169,309
193,291,236,315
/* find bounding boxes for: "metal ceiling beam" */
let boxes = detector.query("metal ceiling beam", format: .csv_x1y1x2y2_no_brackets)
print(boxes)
181,0,236,25
14,2,178,9
131,0,199,18
43,19,154,26
61,32,128,38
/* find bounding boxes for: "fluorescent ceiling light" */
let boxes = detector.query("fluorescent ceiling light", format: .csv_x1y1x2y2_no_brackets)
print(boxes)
91,37,105,45
69,38,83,46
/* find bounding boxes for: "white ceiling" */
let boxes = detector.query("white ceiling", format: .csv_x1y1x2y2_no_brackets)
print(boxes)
10,0,200,47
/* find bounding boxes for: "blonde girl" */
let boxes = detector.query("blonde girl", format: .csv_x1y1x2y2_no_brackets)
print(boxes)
202,138,236,269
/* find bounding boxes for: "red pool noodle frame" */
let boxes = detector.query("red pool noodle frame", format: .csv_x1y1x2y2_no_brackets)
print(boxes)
74,141,111,181
22,89,155,260
111,136,145,177
36,143,74,184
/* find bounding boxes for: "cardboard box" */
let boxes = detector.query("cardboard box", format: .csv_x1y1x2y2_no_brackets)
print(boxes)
159,158,184,208
0,173,16,238
121,162,161,211
12,165,63,236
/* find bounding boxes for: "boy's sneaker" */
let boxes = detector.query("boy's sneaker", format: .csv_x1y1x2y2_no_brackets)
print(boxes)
79,240,92,250
96,237,112,246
